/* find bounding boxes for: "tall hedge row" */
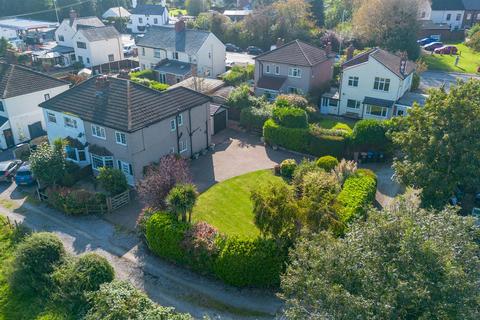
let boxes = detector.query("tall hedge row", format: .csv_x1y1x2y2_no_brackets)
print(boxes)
145,212,285,288
336,169,377,223
263,119,347,157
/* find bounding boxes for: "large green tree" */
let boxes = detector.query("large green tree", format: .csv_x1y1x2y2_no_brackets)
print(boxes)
281,191,480,319
29,140,67,187
392,79,480,208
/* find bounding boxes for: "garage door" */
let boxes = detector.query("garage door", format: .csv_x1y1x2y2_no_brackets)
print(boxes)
28,121,45,140
213,109,227,134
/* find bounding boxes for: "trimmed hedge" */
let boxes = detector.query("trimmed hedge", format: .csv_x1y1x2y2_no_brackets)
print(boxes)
350,119,391,151
47,187,107,216
336,169,377,223
316,156,338,172
275,94,309,109
280,159,297,178
272,107,308,128
240,105,273,131
263,119,347,157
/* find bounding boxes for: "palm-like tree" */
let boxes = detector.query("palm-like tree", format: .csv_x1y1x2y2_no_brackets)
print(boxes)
166,184,198,222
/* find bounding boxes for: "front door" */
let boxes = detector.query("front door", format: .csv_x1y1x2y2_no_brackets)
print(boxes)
118,160,134,186
3,129,14,148
320,97,330,114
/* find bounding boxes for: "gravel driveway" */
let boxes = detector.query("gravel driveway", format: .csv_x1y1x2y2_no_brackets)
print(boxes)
420,70,480,91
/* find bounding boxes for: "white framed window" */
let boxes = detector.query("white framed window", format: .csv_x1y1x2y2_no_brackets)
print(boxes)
154,48,161,58
467,13,472,20
77,41,86,49
477,13,480,20
446,13,451,21
58,35,65,41
91,155,114,171
347,99,361,109
141,47,145,56
44,93,50,100
366,105,388,118
91,124,106,139
265,65,270,73
348,76,359,87
115,131,127,146
65,147,86,162
288,67,301,78
117,160,133,175
154,18,158,24
179,140,187,153
172,52,179,60
47,112,56,123
170,119,176,131
456,13,461,21
275,65,280,75
159,73,166,83
373,77,390,92
108,54,114,62
288,87,301,94
139,17,143,23
177,114,183,126
64,116,77,128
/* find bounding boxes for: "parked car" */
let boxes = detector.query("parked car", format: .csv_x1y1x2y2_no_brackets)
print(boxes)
423,42,444,51
225,43,241,52
246,46,263,55
417,37,437,46
0,160,22,182
123,45,137,56
434,45,458,54
14,162,35,186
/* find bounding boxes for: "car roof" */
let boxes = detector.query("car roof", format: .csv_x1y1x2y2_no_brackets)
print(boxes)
18,163,31,171
0,161,14,170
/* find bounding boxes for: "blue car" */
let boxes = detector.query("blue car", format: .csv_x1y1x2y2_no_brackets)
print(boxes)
417,37,437,46
15,163,35,185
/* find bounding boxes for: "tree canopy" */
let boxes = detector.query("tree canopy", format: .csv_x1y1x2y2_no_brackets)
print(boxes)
281,191,480,319
29,140,66,187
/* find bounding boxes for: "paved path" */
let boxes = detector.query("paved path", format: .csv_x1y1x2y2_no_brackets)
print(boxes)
420,70,480,91
0,183,281,320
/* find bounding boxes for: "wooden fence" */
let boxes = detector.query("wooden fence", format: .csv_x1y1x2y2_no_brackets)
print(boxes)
91,59,139,75
106,189,130,212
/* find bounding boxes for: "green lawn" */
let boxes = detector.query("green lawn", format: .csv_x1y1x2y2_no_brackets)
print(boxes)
315,116,356,133
421,43,480,74
192,170,284,239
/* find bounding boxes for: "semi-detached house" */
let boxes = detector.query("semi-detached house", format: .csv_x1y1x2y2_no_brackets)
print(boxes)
40,76,211,186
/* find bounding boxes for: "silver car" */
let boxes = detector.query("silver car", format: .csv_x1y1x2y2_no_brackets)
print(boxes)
0,160,22,182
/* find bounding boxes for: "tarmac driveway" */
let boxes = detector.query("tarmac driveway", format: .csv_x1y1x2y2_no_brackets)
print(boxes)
420,70,480,91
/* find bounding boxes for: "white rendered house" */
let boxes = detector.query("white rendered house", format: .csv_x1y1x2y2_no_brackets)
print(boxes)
127,4,169,33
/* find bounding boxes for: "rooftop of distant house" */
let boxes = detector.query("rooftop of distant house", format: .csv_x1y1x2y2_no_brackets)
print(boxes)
131,4,166,16
254,40,330,67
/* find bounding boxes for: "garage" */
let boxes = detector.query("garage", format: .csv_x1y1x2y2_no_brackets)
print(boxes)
210,104,228,135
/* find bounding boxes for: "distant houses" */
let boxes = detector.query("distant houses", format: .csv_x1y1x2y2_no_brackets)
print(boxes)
127,4,169,33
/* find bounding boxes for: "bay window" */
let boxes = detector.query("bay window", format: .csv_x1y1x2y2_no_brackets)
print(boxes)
91,155,114,171
365,105,388,118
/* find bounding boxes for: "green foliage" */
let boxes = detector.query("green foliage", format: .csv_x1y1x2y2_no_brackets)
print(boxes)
130,69,156,80
240,104,273,131
145,212,190,264
336,169,377,223
272,107,308,128
280,159,297,178
411,72,421,90
392,79,480,207
226,84,255,110
292,159,323,188
52,253,114,316
131,77,169,91
29,141,66,186
316,156,339,172
46,187,106,215
467,31,480,52
281,192,480,319
223,64,254,86
351,119,391,151
97,167,128,196
467,23,480,38
85,280,192,320
275,94,309,109
166,184,198,222
0,37,10,57
185,0,209,16
9,232,65,296
214,237,286,287
181,222,221,274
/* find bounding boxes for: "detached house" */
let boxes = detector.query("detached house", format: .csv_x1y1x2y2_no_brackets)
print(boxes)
127,4,169,33
253,40,334,100
462,0,480,28
419,0,466,30
40,76,211,186
321,48,417,120
0,63,70,149
136,20,226,83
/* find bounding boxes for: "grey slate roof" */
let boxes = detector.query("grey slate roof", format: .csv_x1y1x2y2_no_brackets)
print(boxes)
342,48,415,80
396,92,429,107
52,45,74,53
78,26,120,42
431,0,465,10
363,96,395,108
257,75,287,90
69,16,104,30
136,26,210,55
131,4,166,16
462,0,480,10
39,76,211,132
155,60,192,75
255,40,329,67
0,63,69,99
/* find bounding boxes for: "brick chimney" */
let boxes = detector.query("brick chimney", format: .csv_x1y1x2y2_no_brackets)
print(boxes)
95,76,110,103
276,38,285,48
69,9,78,26
399,52,408,76
346,44,355,61
175,20,186,33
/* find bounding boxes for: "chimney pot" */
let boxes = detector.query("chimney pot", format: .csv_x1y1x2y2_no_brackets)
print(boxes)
276,38,284,48
175,20,186,33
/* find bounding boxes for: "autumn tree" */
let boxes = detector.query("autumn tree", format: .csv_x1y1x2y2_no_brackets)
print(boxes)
353,0,420,59
392,79,480,208
281,191,480,319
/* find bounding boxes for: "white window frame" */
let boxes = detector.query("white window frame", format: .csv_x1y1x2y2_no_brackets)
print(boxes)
91,124,106,140
154,18,158,24
115,131,127,146
154,48,161,58
179,140,187,153
108,54,114,62
346,99,361,110
348,76,359,87
467,13,472,20
456,13,461,21
159,73,167,84
141,47,145,56
265,65,270,73
288,67,301,78
177,114,183,126
365,105,388,118
170,119,176,131
172,52,179,60
65,147,87,163
64,116,77,128
275,65,280,75
91,154,114,171
47,112,56,123
139,17,143,24
117,160,133,176
373,77,390,92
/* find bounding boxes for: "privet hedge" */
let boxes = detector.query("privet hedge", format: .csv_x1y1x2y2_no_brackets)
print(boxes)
240,105,273,131
336,169,377,223
145,212,285,288
272,107,308,128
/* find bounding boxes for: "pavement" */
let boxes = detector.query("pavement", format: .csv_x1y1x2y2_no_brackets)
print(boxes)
360,162,404,208
420,70,480,91
226,52,255,66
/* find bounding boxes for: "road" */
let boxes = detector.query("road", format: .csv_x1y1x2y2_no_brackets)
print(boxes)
420,70,480,91
226,52,255,66
0,182,281,320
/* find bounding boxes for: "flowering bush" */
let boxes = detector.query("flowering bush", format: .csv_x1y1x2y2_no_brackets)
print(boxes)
182,222,221,273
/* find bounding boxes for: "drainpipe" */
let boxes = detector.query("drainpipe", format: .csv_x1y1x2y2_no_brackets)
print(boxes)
188,108,193,157
175,109,180,154
205,104,209,149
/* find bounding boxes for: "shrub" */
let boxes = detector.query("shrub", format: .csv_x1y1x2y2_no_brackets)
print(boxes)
467,23,480,38
332,159,358,185
182,222,221,273
223,64,254,86
85,281,192,320
97,167,128,196
136,206,156,236
336,169,377,223
280,159,297,178
316,156,339,172
467,31,480,52
53,253,114,315
145,212,190,264
166,183,198,222
226,84,252,110
130,69,156,80
213,238,286,287
411,72,421,91
307,129,347,158
149,81,169,91
272,107,308,128
9,232,66,295
240,104,273,131
351,119,391,151
276,94,309,109
292,160,322,189
30,141,66,186
59,161,82,187
47,187,106,215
